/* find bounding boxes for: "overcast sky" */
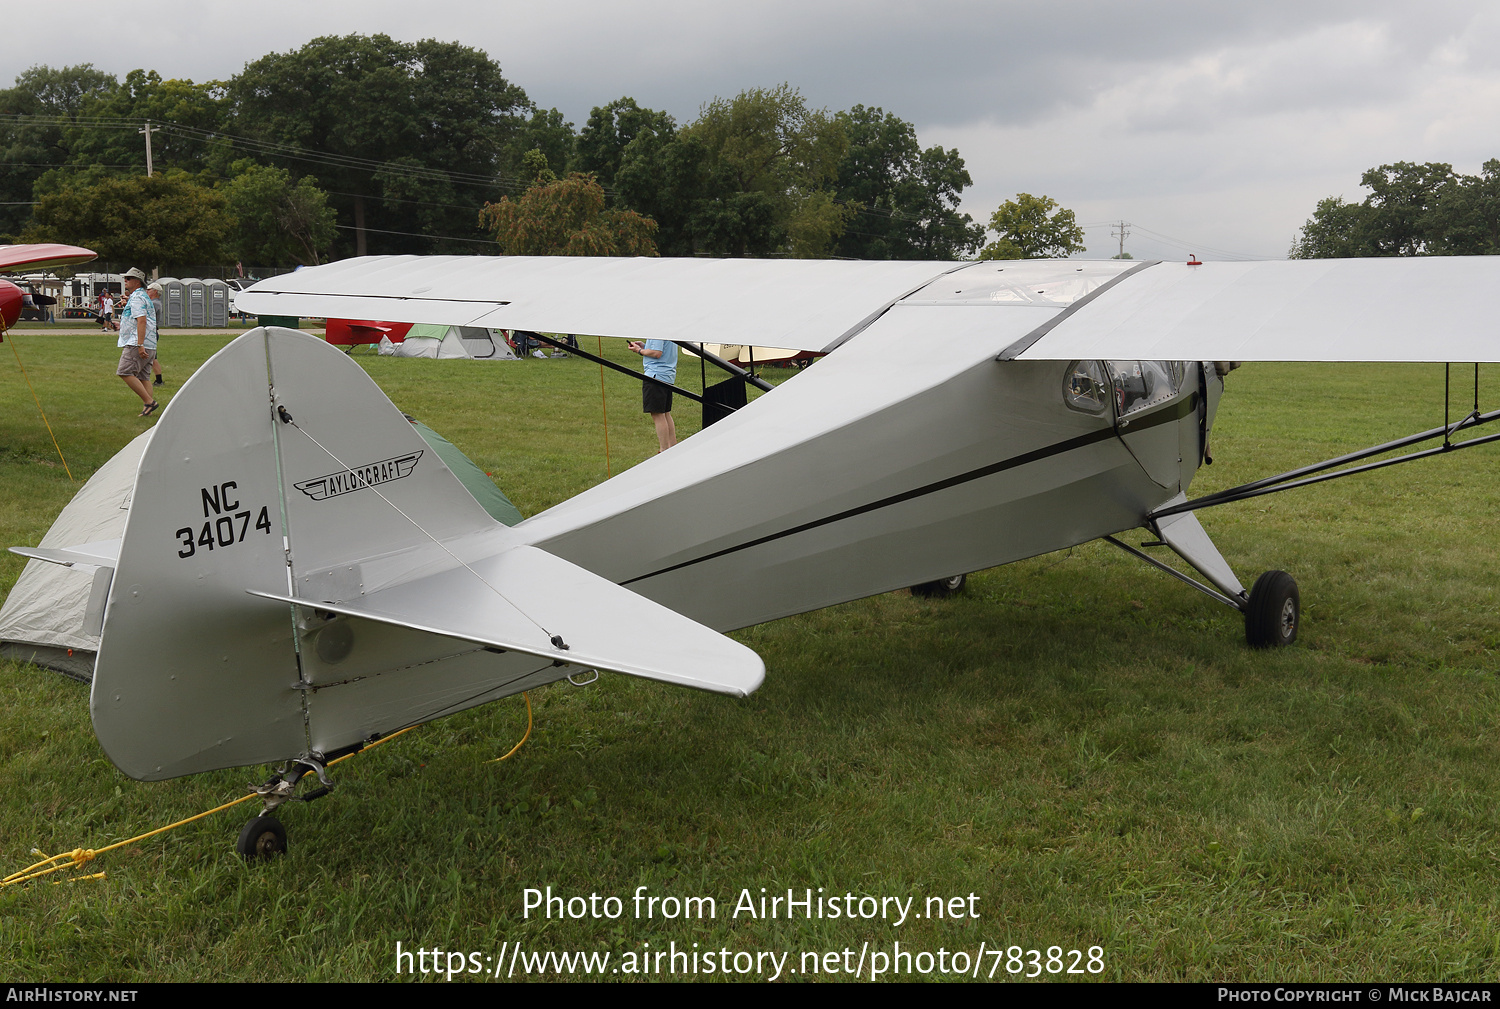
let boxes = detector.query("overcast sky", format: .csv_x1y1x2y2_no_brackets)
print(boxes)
7,0,1499,260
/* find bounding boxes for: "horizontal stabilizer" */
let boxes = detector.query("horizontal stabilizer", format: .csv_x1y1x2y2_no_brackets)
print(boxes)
9,539,121,568
249,544,764,697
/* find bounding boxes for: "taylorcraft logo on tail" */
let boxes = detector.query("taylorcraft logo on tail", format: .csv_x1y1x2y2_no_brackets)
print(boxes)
294,451,422,501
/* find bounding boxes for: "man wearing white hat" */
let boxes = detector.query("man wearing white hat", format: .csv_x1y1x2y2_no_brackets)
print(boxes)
116,267,159,417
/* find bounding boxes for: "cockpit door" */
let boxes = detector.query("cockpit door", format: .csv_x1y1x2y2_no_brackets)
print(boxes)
1106,361,1198,491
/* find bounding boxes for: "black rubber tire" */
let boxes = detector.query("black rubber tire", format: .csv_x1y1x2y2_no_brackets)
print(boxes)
236,815,288,862
1245,570,1299,648
911,574,968,599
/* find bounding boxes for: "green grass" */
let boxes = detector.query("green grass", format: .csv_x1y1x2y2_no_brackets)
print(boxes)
2,335,1498,981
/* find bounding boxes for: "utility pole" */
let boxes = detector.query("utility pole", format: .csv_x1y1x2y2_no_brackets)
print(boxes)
138,121,159,177
139,121,161,279
1111,220,1131,258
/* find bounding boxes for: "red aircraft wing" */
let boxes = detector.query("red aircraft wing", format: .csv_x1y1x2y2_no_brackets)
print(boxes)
0,243,97,274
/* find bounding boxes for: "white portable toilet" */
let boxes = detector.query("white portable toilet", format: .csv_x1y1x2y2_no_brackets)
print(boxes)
203,279,229,327
182,279,206,327
158,278,185,328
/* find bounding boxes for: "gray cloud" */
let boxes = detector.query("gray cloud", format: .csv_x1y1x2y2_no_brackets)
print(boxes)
6,0,1500,259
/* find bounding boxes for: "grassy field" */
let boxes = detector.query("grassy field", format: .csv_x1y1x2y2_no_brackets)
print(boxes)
1,330,1498,982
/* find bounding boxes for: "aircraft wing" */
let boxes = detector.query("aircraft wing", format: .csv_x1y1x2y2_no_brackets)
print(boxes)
0,243,97,273
241,255,1500,363
237,256,963,352
1004,258,1500,363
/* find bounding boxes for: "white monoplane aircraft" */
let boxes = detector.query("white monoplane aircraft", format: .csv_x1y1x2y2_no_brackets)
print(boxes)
13,255,1500,859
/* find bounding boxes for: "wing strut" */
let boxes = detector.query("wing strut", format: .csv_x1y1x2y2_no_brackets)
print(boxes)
1153,365,1500,520
522,331,712,407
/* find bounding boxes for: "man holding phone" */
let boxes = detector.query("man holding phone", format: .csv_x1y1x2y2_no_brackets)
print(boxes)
627,338,678,452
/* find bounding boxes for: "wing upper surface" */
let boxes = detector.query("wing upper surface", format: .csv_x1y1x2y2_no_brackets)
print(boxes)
237,255,965,352
1009,258,1500,362
240,255,1500,362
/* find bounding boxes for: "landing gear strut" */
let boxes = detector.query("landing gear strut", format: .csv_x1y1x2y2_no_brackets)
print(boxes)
235,749,347,861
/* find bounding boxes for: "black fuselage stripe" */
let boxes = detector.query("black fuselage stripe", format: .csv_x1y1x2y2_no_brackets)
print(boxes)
621,392,1199,585
622,392,1198,585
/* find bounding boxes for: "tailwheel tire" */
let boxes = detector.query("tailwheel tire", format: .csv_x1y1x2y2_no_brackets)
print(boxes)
236,814,288,862
911,574,967,599
1245,570,1299,648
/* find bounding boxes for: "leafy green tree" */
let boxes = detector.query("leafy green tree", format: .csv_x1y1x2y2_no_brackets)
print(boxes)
222,161,337,266
832,105,985,260
64,70,227,177
576,97,675,192
0,64,117,237
1290,162,1458,258
979,193,1086,260
613,127,712,257
503,108,576,181
1288,196,1374,258
228,34,529,256
681,85,852,257
479,171,657,257
22,170,231,269
1360,162,1456,256
1427,159,1500,255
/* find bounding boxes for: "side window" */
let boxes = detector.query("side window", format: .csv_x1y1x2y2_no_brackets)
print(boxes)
1106,361,1185,418
1063,360,1109,414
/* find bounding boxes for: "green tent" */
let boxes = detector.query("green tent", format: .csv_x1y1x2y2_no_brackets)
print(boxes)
410,419,523,526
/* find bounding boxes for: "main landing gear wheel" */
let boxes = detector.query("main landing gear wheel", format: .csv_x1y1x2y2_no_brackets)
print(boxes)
1245,570,1299,649
911,574,967,598
236,814,288,861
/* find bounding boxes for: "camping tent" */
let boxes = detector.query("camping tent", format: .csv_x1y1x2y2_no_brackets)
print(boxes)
378,324,517,360
0,421,521,682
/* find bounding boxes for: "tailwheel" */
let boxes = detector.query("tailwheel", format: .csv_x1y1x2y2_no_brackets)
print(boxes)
236,814,288,861
1245,570,1299,648
911,573,967,598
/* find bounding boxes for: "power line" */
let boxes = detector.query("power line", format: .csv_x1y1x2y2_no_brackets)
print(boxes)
334,224,498,246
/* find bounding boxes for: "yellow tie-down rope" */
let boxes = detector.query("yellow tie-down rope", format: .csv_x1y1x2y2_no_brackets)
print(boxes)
2,320,74,482
3,693,533,888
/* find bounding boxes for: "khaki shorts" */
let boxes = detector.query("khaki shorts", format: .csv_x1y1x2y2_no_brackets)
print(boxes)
116,345,155,380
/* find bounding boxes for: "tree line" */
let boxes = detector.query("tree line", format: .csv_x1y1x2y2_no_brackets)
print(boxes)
0,35,1068,271
1291,160,1500,258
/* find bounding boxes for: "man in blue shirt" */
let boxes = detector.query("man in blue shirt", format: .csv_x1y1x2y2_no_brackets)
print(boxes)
627,338,677,452
115,267,159,417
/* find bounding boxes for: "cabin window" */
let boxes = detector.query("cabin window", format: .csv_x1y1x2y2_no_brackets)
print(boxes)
1063,361,1110,413
1106,361,1185,418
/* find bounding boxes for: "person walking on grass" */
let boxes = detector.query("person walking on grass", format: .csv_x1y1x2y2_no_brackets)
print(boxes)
627,338,677,452
116,268,159,417
97,288,116,333
146,281,164,387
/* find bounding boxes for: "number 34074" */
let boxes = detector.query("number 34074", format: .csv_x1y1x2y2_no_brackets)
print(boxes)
176,507,271,558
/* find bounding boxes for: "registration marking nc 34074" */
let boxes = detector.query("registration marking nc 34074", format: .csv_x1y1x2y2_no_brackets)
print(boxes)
174,481,271,559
